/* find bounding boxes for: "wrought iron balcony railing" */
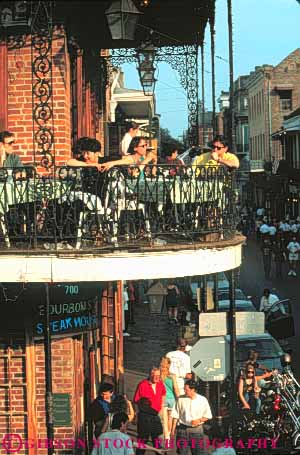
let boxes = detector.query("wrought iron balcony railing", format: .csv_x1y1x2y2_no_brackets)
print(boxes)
0,165,238,251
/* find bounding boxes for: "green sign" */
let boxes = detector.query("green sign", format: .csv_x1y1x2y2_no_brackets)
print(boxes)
53,393,72,427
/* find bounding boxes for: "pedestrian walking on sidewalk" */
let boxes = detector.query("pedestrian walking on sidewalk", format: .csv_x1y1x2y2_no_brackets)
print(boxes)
88,383,114,438
170,379,212,455
160,356,180,440
261,238,272,279
166,283,180,324
127,281,136,325
133,367,165,455
166,337,192,395
287,236,300,277
272,241,286,279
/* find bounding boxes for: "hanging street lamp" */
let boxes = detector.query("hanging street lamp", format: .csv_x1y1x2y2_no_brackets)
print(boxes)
0,1,31,30
105,0,142,40
136,42,157,96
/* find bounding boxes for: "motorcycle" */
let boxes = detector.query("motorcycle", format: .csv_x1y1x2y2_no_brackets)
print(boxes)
220,357,300,453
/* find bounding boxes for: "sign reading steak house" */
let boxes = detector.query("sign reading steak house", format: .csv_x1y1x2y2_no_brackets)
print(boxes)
33,283,103,336
35,295,99,335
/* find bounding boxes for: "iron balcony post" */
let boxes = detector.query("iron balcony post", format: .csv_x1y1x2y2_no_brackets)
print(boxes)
228,268,237,442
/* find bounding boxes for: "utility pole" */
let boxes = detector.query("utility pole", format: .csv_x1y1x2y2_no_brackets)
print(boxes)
227,0,235,150
44,283,54,455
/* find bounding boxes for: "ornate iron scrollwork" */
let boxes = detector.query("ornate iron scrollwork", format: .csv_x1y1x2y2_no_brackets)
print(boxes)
31,1,55,168
101,44,199,146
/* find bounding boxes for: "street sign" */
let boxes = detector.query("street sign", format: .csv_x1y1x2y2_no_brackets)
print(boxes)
190,336,230,381
199,312,227,336
236,312,265,335
199,311,265,336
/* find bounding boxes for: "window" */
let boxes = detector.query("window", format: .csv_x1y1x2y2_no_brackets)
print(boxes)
279,90,292,111
243,97,248,109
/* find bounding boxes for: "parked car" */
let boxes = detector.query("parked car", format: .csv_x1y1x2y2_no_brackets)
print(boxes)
265,299,295,340
226,332,286,375
190,272,229,301
218,288,250,301
218,298,256,312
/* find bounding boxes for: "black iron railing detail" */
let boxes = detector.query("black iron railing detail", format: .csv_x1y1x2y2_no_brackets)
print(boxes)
0,165,238,250
31,1,55,168
101,44,199,147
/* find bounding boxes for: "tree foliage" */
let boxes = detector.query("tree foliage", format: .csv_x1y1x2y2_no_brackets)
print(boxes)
160,127,184,157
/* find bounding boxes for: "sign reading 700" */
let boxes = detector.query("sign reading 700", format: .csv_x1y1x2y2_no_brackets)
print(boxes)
33,283,103,336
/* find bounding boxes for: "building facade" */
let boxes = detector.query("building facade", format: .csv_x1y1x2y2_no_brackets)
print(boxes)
0,1,244,454
247,49,300,164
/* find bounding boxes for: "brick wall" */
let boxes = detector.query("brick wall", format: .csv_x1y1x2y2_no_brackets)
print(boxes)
35,338,78,454
248,50,300,161
5,28,110,167
7,27,71,168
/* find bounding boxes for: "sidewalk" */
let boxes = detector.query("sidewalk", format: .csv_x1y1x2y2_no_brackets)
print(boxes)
124,301,179,400
123,300,179,454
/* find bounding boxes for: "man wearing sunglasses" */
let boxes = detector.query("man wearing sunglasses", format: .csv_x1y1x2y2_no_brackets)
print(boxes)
193,135,239,169
0,131,23,168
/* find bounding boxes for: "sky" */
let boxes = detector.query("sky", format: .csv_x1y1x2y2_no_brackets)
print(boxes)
119,0,300,139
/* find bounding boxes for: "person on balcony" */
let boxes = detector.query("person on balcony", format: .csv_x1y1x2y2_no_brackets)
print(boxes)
100,137,156,173
192,135,239,169
67,137,103,170
161,146,184,176
0,131,23,168
120,121,140,156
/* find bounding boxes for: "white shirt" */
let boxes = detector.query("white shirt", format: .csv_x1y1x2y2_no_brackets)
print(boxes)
93,431,134,455
290,224,298,233
268,226,277,236
123,290,129,311
259,293,279,312
166,350,191,394
120,133,133,156
287,241,300,255
171,394,212,426
259,224,270,234
256,208,264,216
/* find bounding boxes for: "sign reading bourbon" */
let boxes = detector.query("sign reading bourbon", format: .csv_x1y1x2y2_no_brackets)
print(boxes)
34,283,102,336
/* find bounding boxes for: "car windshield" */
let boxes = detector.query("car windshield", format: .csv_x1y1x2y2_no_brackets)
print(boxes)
236,338,284,361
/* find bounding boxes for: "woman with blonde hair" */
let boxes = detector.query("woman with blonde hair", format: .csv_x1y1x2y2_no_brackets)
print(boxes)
160,356,180,439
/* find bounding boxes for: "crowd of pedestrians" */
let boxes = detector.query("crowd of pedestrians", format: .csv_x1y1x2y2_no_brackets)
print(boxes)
88,335,236,455
237,205,300,279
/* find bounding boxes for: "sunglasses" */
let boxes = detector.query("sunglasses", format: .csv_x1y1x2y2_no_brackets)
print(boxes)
247,371,254,374
212,145,223,150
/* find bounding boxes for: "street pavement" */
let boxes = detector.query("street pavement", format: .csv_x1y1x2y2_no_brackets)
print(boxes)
124,303,179,399
122,238,300,452
239,236,300,379
123,303,179,454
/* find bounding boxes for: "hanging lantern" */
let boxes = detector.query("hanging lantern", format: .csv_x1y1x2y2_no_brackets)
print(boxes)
0,1,31,29
105,0,142,40
136,42,157,96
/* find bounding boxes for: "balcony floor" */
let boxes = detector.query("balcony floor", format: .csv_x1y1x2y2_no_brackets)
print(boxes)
0,235,245,282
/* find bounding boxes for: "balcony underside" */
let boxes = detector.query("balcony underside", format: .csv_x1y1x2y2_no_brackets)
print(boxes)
0,235,244,282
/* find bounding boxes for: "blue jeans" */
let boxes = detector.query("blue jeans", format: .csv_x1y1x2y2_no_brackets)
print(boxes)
244,392,261,415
